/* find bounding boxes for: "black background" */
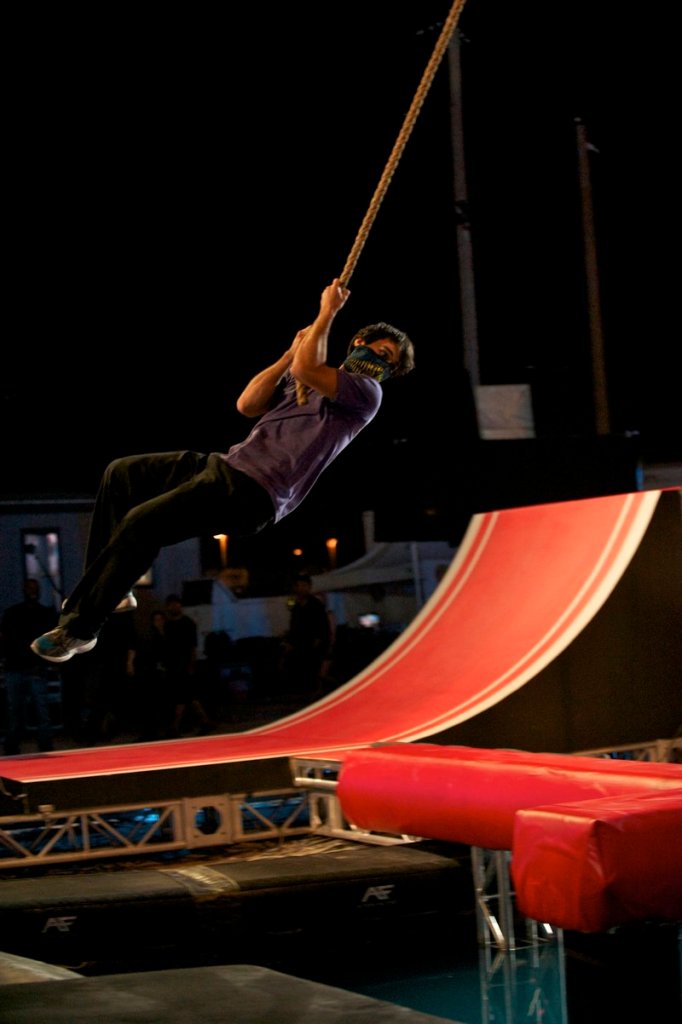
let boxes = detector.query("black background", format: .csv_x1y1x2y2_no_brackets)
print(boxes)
4,1,678,568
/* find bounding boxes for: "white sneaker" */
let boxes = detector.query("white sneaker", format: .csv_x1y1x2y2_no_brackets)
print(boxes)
31,627,97,664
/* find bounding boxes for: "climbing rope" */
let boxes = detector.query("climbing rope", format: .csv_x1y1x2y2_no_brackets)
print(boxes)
296,0,468,404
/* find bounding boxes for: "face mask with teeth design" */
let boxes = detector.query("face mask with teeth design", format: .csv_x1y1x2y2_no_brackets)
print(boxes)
342,345,392,382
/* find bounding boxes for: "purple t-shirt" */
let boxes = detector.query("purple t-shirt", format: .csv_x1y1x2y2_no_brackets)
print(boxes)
222,369,381,522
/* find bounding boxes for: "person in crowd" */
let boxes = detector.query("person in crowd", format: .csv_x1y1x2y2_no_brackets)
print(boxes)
75,612,138,744
278,573,332,694
317,590,338,692
164,595,212,737
1,578,58,754
128,609,174,741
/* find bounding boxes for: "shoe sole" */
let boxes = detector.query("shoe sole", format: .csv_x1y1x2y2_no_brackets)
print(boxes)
30,637,98,664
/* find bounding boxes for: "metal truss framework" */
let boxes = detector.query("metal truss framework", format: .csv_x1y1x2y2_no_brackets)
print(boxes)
473,847,567,1023
577,737,682,763
0,789,312,869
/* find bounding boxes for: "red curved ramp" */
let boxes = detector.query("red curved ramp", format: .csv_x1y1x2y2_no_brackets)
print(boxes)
0,489,663,783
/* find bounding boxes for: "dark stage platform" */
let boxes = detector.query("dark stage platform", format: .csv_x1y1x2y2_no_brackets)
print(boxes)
0,962,460,1023
0,838,474,976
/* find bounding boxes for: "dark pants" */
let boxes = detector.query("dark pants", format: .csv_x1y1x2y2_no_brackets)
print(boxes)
60,452,274,638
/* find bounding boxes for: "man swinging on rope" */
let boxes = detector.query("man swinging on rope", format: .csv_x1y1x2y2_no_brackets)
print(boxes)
32,278,415,663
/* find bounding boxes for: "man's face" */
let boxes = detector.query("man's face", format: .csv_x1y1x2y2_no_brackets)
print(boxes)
354,337,400,373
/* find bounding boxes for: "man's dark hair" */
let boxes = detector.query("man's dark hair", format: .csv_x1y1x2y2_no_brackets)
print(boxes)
349,322,415,378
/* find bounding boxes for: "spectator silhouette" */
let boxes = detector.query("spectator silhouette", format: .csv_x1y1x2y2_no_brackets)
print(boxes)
316,590,338,692
278,574,332,695
1,579,58,754
164,595,212,736
129,610,175,741
72,612,137,744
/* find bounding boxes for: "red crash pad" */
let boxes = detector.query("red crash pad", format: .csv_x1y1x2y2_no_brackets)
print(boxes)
335,744,682,931
336,744,682,850
512,788,682,932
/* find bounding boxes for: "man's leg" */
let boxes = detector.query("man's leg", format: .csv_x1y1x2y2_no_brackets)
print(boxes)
74,452,210,587
33,458,274,662
64,455,276,638
60,451,212,623
62,454,229,635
